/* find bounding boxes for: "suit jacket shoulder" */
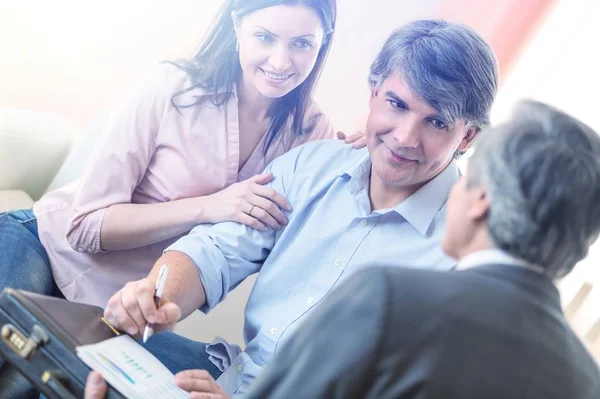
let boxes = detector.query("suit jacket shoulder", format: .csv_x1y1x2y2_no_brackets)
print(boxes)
372,264,600,399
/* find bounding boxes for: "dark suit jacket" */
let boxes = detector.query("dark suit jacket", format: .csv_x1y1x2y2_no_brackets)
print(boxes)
247,264,600,398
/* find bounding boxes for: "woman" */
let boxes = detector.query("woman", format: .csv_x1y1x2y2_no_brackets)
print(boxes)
0,0,348,308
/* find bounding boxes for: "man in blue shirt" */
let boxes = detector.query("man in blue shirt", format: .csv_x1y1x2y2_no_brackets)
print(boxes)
241,100,600,399
101,20,499,397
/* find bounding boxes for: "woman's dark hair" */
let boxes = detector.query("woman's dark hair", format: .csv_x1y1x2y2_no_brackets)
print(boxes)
166,0,336,154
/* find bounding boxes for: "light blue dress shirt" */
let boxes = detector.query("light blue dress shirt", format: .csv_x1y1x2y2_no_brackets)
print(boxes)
167,139,459,396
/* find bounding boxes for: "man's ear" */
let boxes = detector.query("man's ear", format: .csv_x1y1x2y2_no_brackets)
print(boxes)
369,85,379,109
457,126,480,153
467,186,489,223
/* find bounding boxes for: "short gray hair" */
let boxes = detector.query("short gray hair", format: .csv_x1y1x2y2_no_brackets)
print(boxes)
467,100,600,279
369,20,498,139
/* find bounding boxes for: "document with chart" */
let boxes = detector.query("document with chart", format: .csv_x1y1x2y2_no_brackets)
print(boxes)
77,335,188,399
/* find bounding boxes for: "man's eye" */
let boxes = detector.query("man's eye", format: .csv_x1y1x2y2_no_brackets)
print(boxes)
430,119,448,130
294,39,313,49
387,100,407,110
256,33,275,43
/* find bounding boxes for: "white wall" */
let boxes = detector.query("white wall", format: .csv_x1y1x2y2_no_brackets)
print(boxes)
0,1,222,129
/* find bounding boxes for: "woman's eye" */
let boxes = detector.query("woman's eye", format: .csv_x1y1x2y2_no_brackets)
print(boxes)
294,39,313,49
256,33,275,43
387,100,407,110
430,119,448,130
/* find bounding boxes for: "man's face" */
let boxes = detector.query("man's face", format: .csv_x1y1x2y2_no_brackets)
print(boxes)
442,175,471,259
441,169,489,260
366,72,476,194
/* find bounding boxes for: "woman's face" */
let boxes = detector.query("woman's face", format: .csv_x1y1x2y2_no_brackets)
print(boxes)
235,5,325,99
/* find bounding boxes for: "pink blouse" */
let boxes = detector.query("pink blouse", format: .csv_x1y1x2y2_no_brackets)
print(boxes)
33,64,333,306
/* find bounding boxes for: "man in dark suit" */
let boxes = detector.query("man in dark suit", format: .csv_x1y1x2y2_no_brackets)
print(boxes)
242,100,600,398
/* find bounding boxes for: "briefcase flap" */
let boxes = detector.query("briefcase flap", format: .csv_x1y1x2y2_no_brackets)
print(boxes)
0,288,118,350
0,289,126,398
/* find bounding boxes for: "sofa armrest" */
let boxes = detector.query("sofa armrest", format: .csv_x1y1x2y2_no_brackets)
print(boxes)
0,189,34,213
0,107,78,200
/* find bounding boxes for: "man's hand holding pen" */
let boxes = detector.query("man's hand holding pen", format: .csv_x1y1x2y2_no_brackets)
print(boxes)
104,265,180,339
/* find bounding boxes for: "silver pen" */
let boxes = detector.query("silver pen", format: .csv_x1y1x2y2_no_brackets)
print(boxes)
142,265,169,343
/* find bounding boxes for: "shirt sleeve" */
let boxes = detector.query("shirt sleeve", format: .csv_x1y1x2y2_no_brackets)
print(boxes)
65,65,176,253
165,146,302,313
245,268,390,398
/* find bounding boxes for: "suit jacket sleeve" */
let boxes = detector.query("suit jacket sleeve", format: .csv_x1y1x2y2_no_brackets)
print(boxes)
246,268,390,398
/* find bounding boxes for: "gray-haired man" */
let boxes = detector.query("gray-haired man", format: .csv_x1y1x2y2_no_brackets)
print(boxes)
88,20,499,397
247,100,600,398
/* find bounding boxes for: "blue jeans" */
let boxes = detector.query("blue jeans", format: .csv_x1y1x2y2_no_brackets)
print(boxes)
0,209,57,398
0,209,57,295
143,331,222,380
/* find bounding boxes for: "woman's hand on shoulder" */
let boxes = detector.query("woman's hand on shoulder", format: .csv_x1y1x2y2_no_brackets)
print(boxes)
337,130,366,149
199,173,291,232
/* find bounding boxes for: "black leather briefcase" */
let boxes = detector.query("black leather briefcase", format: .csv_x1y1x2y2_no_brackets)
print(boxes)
0,288,126,398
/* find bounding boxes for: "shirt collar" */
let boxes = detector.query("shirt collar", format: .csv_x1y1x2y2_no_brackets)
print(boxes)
343,154,460,236
457,248,546,274
340,149,372,214
344,148,371,184
393,161,460,235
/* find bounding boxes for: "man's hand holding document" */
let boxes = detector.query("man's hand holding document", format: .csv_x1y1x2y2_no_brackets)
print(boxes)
77,335,187,399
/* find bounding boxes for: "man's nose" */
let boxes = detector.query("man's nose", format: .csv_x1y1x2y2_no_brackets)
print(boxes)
390,119,420,148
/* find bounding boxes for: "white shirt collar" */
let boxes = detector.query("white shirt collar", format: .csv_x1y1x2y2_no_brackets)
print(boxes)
457,248,546,274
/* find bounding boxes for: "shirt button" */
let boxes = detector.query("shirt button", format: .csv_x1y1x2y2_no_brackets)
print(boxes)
306,296,314,304
333,257,342,267
360,220,368,227
270,327,278,335
236,364,243,372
